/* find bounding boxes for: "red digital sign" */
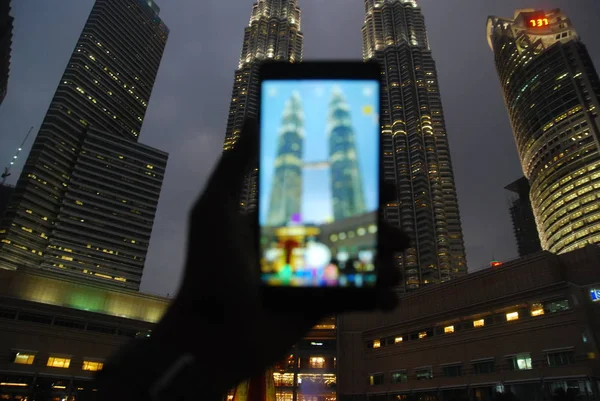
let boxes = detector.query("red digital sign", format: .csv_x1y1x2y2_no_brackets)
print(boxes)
490,260,503,268
526,12,549,28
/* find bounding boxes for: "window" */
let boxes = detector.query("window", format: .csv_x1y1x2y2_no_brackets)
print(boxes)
506,312,519,321
473,360,495,374
391,370,408,383
418,331,427,339
531,303,544,316
369,373,384,386
547,351,576,366
309,357,325,369
394,336,403,343
473,319,485,328
47,357,71,368
444,325,454,334
373,339,381,348
13,352,35,365
415,368,432,380
442,365,462,377
82,360,104,371
545,299,569,313
508,354,532,371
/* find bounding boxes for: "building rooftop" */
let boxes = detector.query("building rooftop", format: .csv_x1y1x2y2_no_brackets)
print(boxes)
0,269,170,323
341,245,600,334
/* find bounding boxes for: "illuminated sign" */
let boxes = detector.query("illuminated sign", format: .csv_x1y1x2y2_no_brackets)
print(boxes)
526,12,549,28
490,260,503,268
590,288,600,302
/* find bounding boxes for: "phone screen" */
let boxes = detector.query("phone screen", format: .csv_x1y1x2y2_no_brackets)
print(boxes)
259,79,380,288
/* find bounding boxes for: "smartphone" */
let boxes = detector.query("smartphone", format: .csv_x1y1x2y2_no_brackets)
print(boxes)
257,61,382,309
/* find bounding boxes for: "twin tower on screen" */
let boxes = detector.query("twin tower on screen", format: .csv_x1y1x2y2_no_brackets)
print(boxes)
263,82,379,229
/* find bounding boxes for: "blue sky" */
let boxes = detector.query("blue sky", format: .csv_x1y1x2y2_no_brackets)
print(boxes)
259,80,379,226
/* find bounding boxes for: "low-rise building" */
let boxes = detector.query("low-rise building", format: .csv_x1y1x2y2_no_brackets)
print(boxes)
338,246,600,401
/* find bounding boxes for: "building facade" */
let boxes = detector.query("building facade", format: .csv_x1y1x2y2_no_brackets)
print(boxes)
338,245,600,401
223,0,303,212
505,176,543,257
0,0,169,290
362,0,467,290
487,9,600,255
0,0,12,106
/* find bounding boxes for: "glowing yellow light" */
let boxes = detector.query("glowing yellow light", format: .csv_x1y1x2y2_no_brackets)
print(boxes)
362,105,374,116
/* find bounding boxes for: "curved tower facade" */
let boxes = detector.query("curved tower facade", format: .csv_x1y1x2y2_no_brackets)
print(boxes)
223,0,303,213
362,0,467,290
328,87,366,222
266,92,304,227
487,9,600,254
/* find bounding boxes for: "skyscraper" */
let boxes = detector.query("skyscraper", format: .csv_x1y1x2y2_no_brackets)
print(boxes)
505,176,542,257
0,0,169,290
362,0,467,290
0,0,13,106
488,9,600,254
328,87,366,221
223,0,303,212
266,92,304,227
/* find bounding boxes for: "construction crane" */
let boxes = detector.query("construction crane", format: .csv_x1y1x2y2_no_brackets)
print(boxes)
1,126,34,186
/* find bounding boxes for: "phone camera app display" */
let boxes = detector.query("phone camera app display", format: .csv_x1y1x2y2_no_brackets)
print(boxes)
259,80,380,288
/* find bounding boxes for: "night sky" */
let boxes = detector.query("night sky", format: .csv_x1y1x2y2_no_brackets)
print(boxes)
0,1,598,296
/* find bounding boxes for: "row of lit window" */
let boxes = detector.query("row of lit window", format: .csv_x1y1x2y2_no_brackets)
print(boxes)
368,350,580,385
14,353,103,371
370,301,567,349
329,225,377,242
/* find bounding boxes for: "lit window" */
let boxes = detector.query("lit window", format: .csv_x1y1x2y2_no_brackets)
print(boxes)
473,319,485,328
530,303,544,316
444,325,454,334
82,361,104,371
394,336,403,343
418,331,427,339
369,373,384,386
14,353,35,365
373,339,381,348
506,312,519,321
47,357,71,368
509,354,532,370
309,357,325,369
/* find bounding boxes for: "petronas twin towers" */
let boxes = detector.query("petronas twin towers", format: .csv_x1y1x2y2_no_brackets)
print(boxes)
266,88,366,227
223,0,467,291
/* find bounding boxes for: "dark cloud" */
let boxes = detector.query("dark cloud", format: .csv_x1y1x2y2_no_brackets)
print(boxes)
1,1,598,295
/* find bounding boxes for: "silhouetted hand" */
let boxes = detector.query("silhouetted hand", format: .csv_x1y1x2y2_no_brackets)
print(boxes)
153,119,409,391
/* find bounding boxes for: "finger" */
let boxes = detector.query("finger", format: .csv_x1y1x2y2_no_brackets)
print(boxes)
206,119,259,203
379,223,411,256
381,181,397,204
376,254,401,286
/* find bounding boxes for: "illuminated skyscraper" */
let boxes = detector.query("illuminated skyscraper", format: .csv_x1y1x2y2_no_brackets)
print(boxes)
362,0,467,290
0,0,169,290
266,92,304,227
328,87,366,221
488,9,600,254
223,0,303,212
